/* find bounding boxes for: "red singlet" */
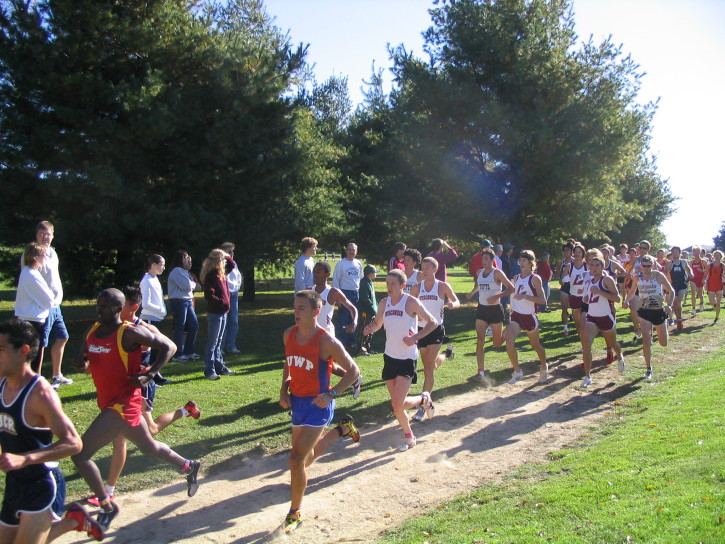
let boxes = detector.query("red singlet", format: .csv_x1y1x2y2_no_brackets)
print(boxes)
284,327,333,398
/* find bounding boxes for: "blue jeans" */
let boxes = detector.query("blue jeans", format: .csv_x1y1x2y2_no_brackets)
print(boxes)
223,291,239,352
205,313,229,375
336,289,359,349
170,299,199,356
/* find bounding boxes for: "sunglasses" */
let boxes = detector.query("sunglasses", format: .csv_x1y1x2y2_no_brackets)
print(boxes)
641,264,652,268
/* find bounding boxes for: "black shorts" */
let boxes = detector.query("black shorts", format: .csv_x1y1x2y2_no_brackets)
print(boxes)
0,467,65,526
637,308,668,326
417,325,446,348
382,354,417,384
476,304,504,324
581,302,589,313
560,282,571,295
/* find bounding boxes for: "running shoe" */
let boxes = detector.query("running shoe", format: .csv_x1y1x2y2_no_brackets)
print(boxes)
562,326,569,336
205,372,220,381
219,367,236,376
676,319,683,331
352,374,363,399
700,304,705,312
508,369,524,384
421,391,435,419
51,375,73,390
691,309,697,315
184,460,201,497
644,368,653,380
172,354,189,362
397,435,416,452
411,405,426,422
538,369,549,383
471,370,486,382
618,357,625,374
606,350,614,365
153,375,172,386
188,353,202,360
486,326,493,336
632,333,641,344
443,344,455,360
184,400,201,419
580,376,592,388
96,501,120,533
284,514,302,533
339,414,360,443
85,494,115,508
66,502,105,541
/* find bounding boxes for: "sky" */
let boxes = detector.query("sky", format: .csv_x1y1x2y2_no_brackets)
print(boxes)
263,0,725,248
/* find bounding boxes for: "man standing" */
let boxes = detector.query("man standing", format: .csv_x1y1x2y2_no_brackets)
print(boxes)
294,237,318,293
221,242,242,354
427,239,458,282
31,221,72,389
492,244,504,270
0,319,104,542
279,290,361,533
72,289,201,534
332,242,363,350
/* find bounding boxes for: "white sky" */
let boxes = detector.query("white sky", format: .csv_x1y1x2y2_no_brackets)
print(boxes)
264,0,725,247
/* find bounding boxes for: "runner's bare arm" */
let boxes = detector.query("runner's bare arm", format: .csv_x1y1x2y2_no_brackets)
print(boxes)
313,334,360,408
279,327,294,409
441,281,460,309
331,287,358,333
123,325,176,384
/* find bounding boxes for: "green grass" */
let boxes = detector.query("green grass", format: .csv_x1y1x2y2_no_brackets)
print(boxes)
2,264,724,544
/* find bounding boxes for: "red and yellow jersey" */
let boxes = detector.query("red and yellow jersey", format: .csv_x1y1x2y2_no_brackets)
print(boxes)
284,326,333,398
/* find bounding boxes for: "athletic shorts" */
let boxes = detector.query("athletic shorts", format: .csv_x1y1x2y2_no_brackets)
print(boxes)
569,295,584,310
560,282,571,295
382,354,417,384
581,302,589,314
690,276,704,288
616,276,625,285
102,392,143,427
586,314,615,332
674,287,688,299
0,467,65,526
417,325,446,348
637,308,668,326
510,311,539,332
141,378,156,412
290,394,335,428
476,304,504,324
41,306,69,346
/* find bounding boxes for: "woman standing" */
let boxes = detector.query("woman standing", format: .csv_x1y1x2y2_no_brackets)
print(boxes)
626,254,674,380
14,242,55,373
167,250,201,361
200,249,234,380
140,254,171,386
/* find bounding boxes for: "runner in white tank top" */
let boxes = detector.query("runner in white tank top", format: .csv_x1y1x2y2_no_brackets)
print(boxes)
363,269,438,451
409,257,460,421
504,251,548,385
465,248,515,381
557,241,575,336
580,253,624,388
402,248,422,295
564,244,588,350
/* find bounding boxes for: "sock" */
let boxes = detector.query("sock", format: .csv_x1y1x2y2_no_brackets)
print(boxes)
404,432,413,439
181,459,191,473
335,425,344,437
99,496,111,508
288,508,300,518
104,484,115,496
180,407,189,417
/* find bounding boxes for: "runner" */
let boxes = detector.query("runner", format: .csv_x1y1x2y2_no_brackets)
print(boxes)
279,290,361,533
703,250,724,323
556,241,574,336
402,248,422,294
71,289,201,534
563,243,587,347
505,251,548,384
312,262,363,398
0,319,105,543
668,246,692,331
465,247,514,382
580,251,625,388
362,270,438,451
410,257,460,421
626,255,675,380
689,247,707,314
622,246,642,342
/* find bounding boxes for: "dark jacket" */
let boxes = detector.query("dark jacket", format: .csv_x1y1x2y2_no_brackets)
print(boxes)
204,269,230,314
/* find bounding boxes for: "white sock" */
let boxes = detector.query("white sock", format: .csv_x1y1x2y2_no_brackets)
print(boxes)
180,407,189,417
104,484,115,495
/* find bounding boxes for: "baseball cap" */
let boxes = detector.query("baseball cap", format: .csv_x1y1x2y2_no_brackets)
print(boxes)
364,264,377,275
480,239,492,248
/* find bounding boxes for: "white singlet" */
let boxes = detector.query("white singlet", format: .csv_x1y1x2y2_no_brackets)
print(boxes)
477,268,502,306
587,277,615,318
560,257,573,283
570,262,588,297
511,274,538,315
316,286,335,334
418,279,446,324
383,294,418,360
637,273,664,309
403,270,420,294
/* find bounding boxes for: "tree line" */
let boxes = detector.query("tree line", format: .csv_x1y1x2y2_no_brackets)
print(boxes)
0,0,673,297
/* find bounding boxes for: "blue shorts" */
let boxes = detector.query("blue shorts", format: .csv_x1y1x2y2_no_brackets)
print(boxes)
0,467,65,526
290,394,335,428
42,306,69,346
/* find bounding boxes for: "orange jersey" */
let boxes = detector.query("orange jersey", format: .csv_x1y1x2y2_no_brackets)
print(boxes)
284,327,333,398
707,263,724,292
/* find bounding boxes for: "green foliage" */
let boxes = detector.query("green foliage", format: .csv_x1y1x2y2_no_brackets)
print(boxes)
713,221,725,251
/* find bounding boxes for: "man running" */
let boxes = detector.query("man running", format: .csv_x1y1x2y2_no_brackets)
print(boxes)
0,319,104,542
279,290,361,533
72,289,201,534
668,246,692,330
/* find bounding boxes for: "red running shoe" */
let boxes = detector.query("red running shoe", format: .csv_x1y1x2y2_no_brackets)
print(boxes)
184,401,201,419
85,495,114,508
66,502,105,541
606,350,614,365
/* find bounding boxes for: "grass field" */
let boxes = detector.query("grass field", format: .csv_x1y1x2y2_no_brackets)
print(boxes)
1,267,723,542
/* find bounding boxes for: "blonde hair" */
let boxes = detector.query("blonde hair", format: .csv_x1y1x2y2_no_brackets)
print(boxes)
200,249,227,283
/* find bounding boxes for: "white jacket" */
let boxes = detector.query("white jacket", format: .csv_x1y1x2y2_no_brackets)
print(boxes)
15,267,55,322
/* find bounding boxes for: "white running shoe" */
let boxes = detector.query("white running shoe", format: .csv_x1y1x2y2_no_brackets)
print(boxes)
508,369,524,384
644,368,653,380
538,369,549,383
486,326,493,335
411,405,426,422
580,376,592,388
352,374,363,399
420,391,435,419
618,357,625,374
51,375,73,390
397,435,416,452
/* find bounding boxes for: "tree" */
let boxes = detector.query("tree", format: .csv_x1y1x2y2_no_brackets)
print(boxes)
713,222,725,251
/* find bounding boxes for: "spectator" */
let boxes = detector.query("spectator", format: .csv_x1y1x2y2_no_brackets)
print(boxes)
388,242,407,272
294,237,317,293
537,252,553,312
427,238,458,282
332,242,363,350
468,239,495,286
220,242,242,354
167,250,200,361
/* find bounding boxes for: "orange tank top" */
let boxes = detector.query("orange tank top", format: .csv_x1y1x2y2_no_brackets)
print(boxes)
284,326,333,397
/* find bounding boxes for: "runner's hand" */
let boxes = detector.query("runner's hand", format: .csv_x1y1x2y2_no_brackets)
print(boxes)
312,392,332,408
279,390,291,409
128,373,152,388
0,452,26,472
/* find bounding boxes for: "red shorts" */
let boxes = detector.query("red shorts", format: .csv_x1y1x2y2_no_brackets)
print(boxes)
511,311,538,332
569,295,584,310
101,392,143,427
586,313,615,332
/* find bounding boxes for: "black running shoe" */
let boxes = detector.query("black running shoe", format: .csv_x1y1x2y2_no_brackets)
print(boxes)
96,501,120,533
185,460,201,497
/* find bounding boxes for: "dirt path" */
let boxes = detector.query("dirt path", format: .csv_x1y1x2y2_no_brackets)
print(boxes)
57,358,639,544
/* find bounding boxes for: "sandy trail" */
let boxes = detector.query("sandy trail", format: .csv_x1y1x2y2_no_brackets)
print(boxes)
57,357,635,544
